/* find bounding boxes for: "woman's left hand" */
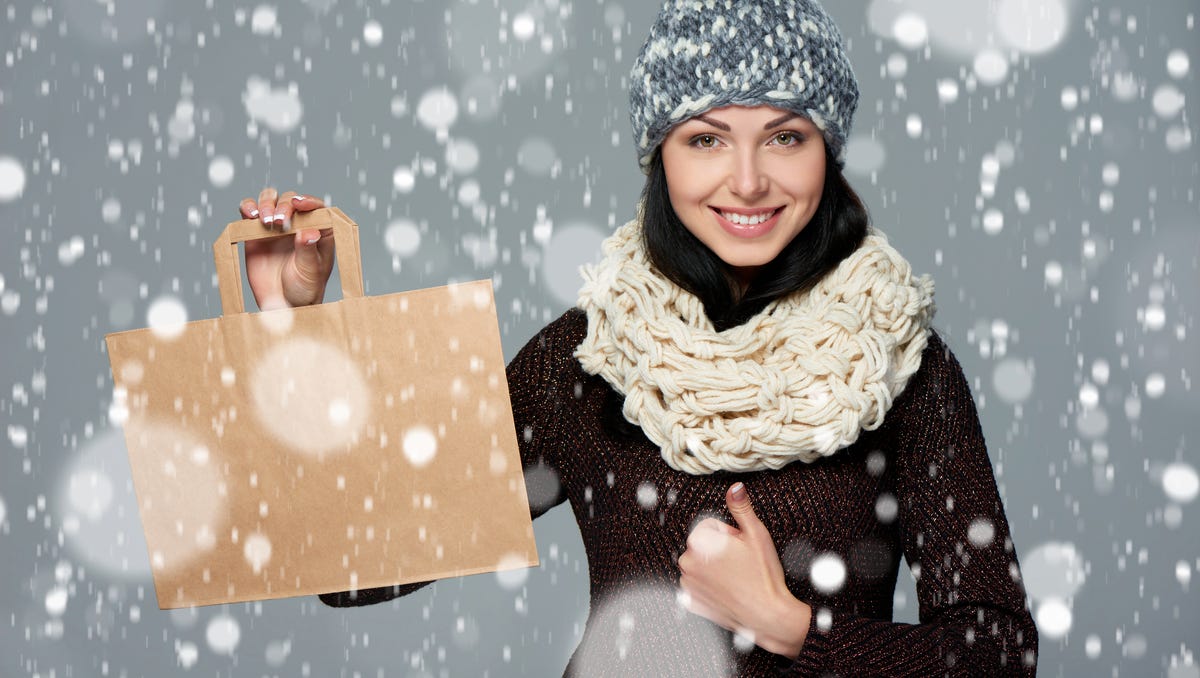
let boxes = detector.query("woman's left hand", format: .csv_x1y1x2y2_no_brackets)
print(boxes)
677,482,813,659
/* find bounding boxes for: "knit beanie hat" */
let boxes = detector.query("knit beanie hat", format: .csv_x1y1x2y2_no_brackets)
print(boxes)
629,0,859,173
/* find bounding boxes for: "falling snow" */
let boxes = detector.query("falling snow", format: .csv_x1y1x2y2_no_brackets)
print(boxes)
0,0,1196,675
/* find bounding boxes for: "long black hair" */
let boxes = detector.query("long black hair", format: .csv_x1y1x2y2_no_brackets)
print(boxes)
602,144,872,439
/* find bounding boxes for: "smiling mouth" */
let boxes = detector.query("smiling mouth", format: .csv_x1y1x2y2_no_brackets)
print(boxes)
710,207,782,226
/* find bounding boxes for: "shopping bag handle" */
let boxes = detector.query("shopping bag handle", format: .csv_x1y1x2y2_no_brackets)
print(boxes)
212,206,365,315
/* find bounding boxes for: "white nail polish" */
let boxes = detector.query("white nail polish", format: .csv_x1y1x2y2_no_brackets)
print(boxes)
273,213,285,223
249,209,259,217
306,237,319,244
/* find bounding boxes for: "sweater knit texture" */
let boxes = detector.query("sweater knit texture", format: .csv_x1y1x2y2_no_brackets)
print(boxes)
320,309,1039,676
574,216,936,475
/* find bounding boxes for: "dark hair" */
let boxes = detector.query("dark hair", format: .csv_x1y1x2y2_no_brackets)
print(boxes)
602,144,871,440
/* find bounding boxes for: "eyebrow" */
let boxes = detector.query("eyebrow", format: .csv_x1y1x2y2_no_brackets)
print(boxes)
692,112,805,131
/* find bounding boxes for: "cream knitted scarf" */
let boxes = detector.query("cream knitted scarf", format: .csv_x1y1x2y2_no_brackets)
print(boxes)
573,215,937,475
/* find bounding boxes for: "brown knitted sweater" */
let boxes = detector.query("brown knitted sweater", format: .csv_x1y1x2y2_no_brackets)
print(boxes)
320,307,1039,677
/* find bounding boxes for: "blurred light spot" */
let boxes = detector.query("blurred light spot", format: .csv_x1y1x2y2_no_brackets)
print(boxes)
574,583,732,673
1022,541,1086,600
1167,50,1190,79
1152,85,1186,118
1166,125,1193,153
0,156,28,202
875,493,898,524
992,358,1033,403
967,517,995,547
996,0,1067,54
328,398,351,426
495,552,531,589
206,614,241,655
392,166,416,193
636,482,658,510
417,87,459,131
445,138,481,174
456,180,481,205
44,586,68,616
512,13,536,41
937,79,959,104
1075,406,1107,439
1176,560,1192,587
1035,597,1072,639
524,463,562,510
68,469,113,521
973,50,1008,85
384,219,421,258
544,221,605,307
1085,634,1102,659
402,425,437,468
251,338,370,456
1044,261,1063,286
489,448,507,475
1078,383,1099,409
1061,87,1079,111
1123,634,1148,659
177,641,199,668
982,208,1004,235
517,137,558,176
886,53,907,78
810,553,846,594
208,156,235,188
844,136,886,176
892,12,928,49
0,494,6,525
362,20,383,46
905,114,922,138
265,639,292,667
251,5,277,35
244,533,272,574
1145,373,1166,399
243,76,303,133
1162,463,1199,503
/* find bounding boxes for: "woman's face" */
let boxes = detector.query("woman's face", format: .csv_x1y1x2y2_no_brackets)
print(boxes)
659,105,827,285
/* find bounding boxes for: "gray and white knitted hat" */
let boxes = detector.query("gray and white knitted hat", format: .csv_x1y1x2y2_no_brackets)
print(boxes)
629,0,859,173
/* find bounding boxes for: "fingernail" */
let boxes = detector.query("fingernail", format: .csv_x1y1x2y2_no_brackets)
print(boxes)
730,482,745,499
273,213,285,224
306,236,319,245
262,212,273,225
292,195,305,202
248,208,259,218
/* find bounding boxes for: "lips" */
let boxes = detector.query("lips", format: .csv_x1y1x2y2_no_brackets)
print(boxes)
710,206,783,238
712,207,781,226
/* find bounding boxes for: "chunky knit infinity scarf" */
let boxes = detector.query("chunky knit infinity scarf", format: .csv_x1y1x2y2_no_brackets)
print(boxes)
573,215,937,475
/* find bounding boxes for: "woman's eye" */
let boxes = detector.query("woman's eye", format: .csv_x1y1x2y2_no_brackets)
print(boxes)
693,135,718,148
773,132,800,146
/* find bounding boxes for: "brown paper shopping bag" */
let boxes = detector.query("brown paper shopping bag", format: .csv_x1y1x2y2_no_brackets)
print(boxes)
104,207,538,609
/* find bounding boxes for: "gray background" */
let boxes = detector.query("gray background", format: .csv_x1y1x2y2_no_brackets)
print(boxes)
2,0,1198,676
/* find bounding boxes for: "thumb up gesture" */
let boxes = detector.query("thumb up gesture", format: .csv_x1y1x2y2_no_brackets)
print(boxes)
677,483,813,659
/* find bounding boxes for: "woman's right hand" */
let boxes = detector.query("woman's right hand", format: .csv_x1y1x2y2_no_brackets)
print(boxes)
238,188,336,310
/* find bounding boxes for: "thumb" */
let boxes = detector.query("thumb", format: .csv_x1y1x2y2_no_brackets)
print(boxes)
291,229,328,286
726,482,765,539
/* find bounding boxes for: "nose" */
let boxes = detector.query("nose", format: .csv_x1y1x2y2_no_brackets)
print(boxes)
728,148,768,198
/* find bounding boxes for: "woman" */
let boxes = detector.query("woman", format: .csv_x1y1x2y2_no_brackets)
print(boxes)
235,0,1039,674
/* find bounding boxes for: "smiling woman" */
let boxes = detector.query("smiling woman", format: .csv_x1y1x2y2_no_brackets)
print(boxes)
234,0,1039,674
660,106,829,290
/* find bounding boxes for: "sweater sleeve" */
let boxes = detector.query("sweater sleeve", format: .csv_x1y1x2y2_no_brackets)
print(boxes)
779,331,1039,676
318,314,575,607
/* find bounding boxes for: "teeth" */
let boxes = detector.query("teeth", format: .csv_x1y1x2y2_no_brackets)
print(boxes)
720,209,777,225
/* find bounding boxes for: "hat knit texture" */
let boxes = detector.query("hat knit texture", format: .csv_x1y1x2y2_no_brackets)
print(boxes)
629,0,859,173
